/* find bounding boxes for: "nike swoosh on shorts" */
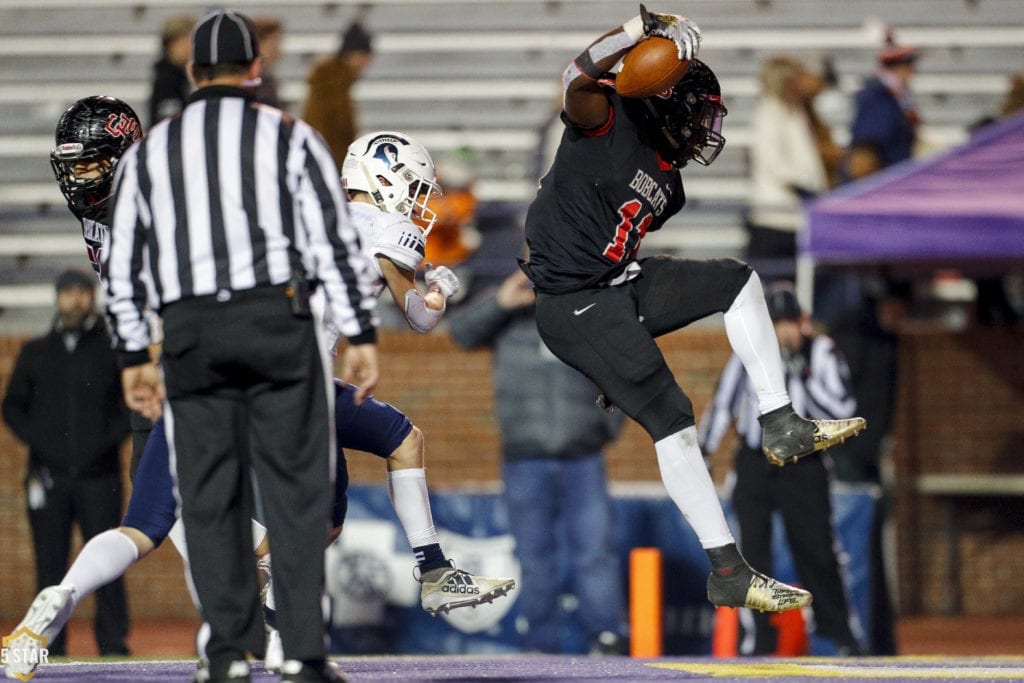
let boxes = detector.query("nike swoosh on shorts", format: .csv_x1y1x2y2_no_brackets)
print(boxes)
574,303,597,316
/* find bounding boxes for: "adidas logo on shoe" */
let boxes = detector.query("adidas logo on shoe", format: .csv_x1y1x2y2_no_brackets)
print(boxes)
418,565,516,616
441,574,481,595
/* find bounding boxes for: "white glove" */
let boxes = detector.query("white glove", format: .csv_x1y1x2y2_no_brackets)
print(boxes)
640,4,702,61
425,264,460,299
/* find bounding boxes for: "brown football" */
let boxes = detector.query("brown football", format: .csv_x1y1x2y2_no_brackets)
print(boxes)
615,36,690,98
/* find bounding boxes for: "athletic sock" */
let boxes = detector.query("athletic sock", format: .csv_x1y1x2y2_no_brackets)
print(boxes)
722,271,790,414
387,468,448,572
706,542,746,576
60,528,140,602
654,427,735,548
166,518,203,611
251,520,268,551
413,544,448,574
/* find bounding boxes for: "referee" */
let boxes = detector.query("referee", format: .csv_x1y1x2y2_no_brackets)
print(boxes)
104,9,377,682
699,284,864,655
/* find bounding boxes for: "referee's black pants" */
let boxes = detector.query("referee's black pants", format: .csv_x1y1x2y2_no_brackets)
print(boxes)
161,285,333,667
732,444,860,654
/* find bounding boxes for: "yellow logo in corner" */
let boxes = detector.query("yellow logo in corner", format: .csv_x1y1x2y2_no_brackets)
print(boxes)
1,626,49,681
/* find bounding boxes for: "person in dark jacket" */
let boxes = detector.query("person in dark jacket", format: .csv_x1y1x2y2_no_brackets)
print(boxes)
2,268,130,657
448,269,629,655
302,20,374,167
147,15,195,126
825,279,912,655
848,37,919,169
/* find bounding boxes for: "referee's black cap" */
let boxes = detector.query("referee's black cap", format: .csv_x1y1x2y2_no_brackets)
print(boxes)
191,9,260,66
765,282,802,322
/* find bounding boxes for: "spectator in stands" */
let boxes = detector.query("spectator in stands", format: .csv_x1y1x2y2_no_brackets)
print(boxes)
815,138,886,320
251,17,284,108
2,268,131,657
147,15,195,126
448,268,629,656
825,36,918,322
302,20,374,167
849,33,920,170
700,282,864,656
999,72,1024,118
746,55,836,271
826,277,912,655
421,151,481,304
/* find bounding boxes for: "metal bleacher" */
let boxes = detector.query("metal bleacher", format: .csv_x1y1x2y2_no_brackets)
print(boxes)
1,0,1022,332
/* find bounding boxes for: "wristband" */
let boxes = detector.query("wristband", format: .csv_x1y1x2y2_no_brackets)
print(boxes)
622,14,645,42
573,51,605,81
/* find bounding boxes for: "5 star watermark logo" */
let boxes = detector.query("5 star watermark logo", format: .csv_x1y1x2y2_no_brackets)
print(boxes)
1,627,49,681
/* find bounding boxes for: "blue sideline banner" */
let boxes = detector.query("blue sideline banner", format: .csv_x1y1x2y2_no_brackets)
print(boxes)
326,484,875,655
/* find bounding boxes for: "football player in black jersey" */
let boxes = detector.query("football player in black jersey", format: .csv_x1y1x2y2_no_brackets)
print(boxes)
520,5,867,613
51,96,143,281
50,96,157,473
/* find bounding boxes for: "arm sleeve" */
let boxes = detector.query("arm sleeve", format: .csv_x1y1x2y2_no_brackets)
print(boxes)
403,289,445,333
698,354,747,453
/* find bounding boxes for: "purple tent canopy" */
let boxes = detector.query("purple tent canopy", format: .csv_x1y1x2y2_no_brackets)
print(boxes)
803,112,1024,265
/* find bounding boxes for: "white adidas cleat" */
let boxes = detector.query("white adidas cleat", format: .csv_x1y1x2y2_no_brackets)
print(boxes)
418,565,515,617
4,585,75,679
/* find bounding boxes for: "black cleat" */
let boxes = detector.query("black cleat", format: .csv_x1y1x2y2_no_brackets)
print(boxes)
760,403,866,466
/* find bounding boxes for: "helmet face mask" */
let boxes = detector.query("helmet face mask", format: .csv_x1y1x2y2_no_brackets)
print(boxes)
51,96,142,217
341,131,443,232
642,59,728,168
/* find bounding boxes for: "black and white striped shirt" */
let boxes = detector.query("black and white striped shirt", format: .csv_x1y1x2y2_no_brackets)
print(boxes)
699,335,857,453
104,85,377,355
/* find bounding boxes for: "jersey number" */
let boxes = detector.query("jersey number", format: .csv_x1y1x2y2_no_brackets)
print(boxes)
602,200,652,263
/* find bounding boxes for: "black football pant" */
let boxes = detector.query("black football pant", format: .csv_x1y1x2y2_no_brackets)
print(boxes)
535,256,751,441
732,444,860,654
161,285,333,668
27,470,129,655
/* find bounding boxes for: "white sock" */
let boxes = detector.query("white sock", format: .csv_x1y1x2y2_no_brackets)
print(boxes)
266,579,276,612
167,517,188,559
252,520,268,552
655,427,735,548
60,529,140,603
387,468,440,548
166,518,201,610
723,271,790,414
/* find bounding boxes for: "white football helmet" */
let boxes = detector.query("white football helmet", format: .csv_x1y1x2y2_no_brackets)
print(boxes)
341,131,442,232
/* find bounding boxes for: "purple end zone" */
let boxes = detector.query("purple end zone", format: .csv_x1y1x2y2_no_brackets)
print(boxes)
30,655,1024,681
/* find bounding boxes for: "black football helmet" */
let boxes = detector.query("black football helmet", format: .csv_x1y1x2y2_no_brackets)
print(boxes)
641,59,727,168
50,96,142,217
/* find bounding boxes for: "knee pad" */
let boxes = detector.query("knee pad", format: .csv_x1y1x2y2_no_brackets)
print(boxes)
634,383,695,442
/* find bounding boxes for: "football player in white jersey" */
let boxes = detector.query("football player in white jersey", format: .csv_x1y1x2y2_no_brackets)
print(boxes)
259,132,515,669
341,130,456,330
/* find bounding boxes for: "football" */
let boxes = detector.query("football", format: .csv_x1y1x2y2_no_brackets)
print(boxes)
615,36,690,98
